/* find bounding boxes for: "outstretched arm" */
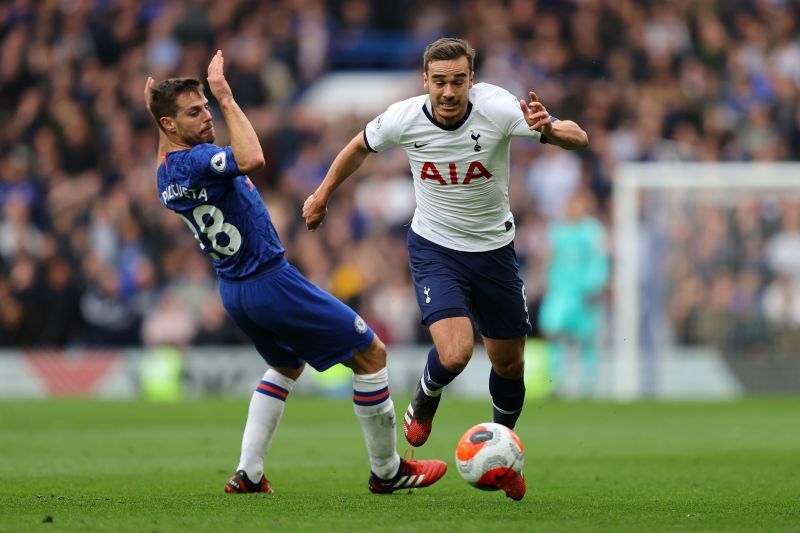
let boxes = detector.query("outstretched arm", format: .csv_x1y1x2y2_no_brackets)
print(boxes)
206,50,265,174
519,91,588,150
302,132,371,231
144,76,169,170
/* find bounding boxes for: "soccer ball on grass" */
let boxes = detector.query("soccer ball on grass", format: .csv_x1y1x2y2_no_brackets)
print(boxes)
455,422,524,491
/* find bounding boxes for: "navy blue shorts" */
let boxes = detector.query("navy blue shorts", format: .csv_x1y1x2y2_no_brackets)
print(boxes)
218,259,375,371
407,229,532,339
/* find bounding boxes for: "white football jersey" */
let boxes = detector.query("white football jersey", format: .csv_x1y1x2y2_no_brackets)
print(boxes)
364,82,543,252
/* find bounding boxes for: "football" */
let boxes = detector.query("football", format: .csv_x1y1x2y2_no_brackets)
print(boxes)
455,422,525,490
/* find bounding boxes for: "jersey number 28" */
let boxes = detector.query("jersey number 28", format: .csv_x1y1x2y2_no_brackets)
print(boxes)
180,204,242,260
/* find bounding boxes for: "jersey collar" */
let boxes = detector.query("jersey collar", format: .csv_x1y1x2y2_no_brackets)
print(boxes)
422,99,473,131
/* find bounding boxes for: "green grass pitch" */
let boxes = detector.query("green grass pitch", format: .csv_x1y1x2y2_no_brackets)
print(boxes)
1,396,798,532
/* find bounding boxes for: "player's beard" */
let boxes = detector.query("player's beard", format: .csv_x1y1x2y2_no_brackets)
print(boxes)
199,125,215,143
177,123,215,146
186,126,215,145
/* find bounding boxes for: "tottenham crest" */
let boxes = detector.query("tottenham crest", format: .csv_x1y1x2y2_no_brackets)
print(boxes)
354,315,368,334
470,130,482,152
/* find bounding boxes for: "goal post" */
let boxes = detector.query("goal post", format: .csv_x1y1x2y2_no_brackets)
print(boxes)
613,162,800,399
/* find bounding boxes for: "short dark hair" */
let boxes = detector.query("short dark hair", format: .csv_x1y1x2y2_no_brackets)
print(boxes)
149,78,204,131
423,38,476,73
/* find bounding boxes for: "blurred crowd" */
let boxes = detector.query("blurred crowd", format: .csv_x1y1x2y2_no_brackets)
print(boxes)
665,195,800,360
0,0,799,350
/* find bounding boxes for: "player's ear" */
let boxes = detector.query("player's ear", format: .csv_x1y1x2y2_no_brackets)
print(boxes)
469,71,475,88
423,71,429,91
160,116,176,133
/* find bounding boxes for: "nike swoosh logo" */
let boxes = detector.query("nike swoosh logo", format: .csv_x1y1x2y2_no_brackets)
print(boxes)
414,142,428,148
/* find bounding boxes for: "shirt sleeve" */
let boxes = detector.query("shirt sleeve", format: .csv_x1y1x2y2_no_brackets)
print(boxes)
483,86,544,141
509,118,544,141
363,101,406,153
190,144,241,179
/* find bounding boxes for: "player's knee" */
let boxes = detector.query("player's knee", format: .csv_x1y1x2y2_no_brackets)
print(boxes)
346,335,387,374
438,341,473,372
365,335,387,366
273,363,305,381
493,358,525,379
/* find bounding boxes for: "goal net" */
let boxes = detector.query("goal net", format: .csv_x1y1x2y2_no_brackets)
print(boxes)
613,163,800,398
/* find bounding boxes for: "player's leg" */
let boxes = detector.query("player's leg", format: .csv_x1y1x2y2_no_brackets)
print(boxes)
469,241,531,430
483,335,526,429
405,229,474,446
341,336,399,481
404,316,474,446
227,364,305,493
427,316,475,386
233,262,445,492
342,336,447,493
482,336,528,500
218,276,307,494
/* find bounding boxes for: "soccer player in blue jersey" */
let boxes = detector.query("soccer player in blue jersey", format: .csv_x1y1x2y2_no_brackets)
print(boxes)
304,38,589,500
145,50,446,495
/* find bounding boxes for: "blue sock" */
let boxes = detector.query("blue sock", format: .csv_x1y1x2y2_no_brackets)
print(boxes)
421,347,459,397
489,368,525,429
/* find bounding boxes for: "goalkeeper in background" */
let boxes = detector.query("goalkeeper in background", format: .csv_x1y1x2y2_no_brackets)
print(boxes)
539,190,609,396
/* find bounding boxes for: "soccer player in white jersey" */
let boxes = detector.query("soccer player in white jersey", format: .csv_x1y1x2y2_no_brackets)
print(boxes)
303,38,588,500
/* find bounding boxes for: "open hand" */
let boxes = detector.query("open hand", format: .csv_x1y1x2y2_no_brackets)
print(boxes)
207,50,233,102
519,91,553,134
144,76,154,112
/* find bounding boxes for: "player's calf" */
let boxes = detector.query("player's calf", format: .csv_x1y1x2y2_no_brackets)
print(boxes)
403,347,460,446
352,366,402,479
489,368,525,429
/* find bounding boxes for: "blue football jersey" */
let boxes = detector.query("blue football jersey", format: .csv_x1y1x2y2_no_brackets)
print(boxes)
156,144,285,280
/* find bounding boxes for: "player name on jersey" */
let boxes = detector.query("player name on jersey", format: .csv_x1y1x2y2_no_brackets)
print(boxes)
161,184,208,205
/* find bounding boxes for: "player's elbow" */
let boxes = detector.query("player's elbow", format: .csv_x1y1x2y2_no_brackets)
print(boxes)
552,122,588,150
564,121,589,149
251,154,266,170
562,127,588,150
574,130,589,149
239,154,265,174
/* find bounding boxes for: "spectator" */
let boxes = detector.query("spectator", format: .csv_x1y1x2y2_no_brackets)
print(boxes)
141,289,197,348
0,0,798,354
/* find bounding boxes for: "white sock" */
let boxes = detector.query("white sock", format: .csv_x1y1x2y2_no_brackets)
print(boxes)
353,367,401,480
237,368,295,482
